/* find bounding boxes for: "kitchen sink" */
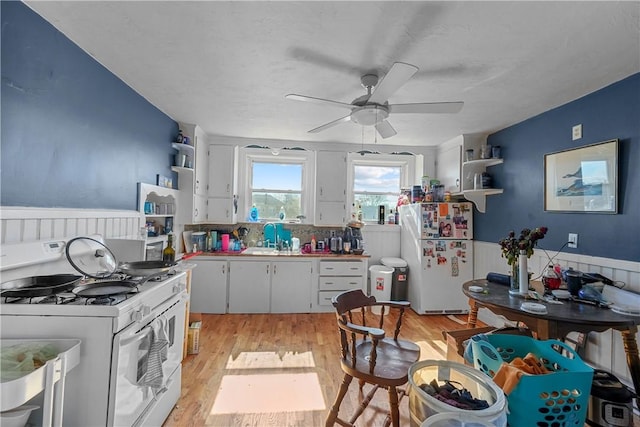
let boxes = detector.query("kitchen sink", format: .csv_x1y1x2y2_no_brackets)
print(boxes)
241,247,281,255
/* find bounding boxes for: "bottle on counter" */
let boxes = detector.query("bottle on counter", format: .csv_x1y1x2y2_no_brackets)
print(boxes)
163,234,176,263
311,234,317,252
206,231,213,252
388,209,395,224
394,209,399,225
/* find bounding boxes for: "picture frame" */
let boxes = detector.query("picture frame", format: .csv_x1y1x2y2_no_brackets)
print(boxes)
544,139,618,213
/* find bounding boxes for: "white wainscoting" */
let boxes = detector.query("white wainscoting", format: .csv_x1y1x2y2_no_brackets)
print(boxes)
474,240,640,390
0,207,143,244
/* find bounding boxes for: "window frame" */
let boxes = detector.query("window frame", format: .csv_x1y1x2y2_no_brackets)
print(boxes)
239,147,315,222
346,152,417,223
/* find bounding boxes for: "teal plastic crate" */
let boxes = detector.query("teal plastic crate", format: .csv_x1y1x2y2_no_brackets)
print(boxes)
471,334,593,427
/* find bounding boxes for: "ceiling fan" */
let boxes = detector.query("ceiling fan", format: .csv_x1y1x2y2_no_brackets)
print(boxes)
285,62,463,139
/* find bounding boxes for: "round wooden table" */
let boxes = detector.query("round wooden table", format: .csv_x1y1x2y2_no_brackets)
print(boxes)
462,279,640,408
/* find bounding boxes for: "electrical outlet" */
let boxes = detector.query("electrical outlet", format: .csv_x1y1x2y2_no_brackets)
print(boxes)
568,233,578,249
572,124,582,140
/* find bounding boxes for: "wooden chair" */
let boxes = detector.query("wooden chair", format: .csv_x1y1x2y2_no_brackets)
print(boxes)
325,289,421,427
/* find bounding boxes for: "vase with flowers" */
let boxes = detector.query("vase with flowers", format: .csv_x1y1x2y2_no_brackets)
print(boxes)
499,227,548,295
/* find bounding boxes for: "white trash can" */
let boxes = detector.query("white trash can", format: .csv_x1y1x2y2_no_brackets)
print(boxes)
369,265,394,314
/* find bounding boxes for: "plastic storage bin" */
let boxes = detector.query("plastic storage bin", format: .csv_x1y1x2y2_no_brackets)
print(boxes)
380,257,409,301
369,265,394,314
471,334,594,427
408,360,507,427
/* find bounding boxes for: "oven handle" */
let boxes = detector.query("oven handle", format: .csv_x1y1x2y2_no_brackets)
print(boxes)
120,325,152,347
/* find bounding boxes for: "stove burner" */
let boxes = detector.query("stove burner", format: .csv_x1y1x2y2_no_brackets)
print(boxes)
90,296,117,305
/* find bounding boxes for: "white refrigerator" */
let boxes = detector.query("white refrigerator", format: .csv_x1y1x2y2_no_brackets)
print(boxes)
399,202,473,314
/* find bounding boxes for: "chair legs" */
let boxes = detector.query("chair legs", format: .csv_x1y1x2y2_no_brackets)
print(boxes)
387,385,400,427
325,373,353,427
325,374,404,427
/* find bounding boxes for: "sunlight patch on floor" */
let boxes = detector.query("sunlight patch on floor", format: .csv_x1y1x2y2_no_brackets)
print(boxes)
416,340,447,361
210,373,326,414
225,351,316,369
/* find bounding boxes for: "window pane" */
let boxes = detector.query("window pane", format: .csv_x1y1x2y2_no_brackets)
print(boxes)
353,194,399,221
253,163,302,191
353,166,400,193
252,192,301,220
353,165,401,221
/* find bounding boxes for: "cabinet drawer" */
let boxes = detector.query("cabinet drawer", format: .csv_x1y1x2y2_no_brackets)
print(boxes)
318,276,364,291
319,261,364,276
318,290,345,306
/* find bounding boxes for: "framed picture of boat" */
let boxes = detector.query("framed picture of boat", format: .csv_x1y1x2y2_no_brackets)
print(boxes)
544,139,618,213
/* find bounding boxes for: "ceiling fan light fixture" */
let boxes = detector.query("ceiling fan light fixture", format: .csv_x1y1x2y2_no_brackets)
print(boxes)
350,105,389,126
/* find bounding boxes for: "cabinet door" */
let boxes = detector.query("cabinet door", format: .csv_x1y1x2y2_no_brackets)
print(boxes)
194,126,208,196
208,145,235,199
207,197,235,224
190,259,227,313
314,201,346,226
193,194,207,223
271,261,312,313
316,151,347,202
436,144,462,193
228,260,270,313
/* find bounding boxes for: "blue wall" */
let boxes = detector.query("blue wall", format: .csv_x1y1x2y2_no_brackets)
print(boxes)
1,2,178,210
477,73,640,262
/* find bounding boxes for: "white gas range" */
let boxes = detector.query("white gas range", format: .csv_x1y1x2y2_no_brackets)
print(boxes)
0,236,188,427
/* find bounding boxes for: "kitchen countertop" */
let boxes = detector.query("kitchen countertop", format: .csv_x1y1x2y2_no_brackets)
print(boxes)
185,251,370,259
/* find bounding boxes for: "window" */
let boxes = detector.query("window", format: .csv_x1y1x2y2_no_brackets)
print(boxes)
347,153,416,222
252,162,302,220
239,148,315,222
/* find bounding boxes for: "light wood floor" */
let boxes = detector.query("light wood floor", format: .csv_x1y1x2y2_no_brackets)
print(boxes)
163,310,473,427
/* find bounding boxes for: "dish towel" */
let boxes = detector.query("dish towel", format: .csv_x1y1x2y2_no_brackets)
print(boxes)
140,316,169,389
492,352,551,395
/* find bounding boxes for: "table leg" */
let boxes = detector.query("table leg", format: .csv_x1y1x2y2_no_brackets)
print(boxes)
467,299,478,328
620,326,640,409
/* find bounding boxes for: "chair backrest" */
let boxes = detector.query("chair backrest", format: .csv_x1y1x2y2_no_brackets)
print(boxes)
331,289,411,373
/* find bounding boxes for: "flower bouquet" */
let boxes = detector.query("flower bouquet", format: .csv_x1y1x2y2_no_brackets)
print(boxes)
499,227,548,294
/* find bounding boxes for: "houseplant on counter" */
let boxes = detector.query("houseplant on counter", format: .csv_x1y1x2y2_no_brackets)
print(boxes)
499,226,548,295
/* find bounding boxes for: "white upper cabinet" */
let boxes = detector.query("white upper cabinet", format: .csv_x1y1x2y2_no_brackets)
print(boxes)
436,144,462,194
207,144,239,224
315,151,347,226
316,151,347,202
172,123,209,224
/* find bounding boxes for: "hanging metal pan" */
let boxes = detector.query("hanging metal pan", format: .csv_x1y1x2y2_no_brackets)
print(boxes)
0,274,82,298
117,260,177,277
71,281,139,298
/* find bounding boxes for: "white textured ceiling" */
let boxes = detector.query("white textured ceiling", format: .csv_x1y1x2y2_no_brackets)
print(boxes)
25,1,640,147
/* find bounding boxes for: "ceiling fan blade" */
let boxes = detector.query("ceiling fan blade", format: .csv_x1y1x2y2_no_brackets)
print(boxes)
285,94,353,109
308,115,352,133
389,101,464,114
375,120,397,139
367,62,419,104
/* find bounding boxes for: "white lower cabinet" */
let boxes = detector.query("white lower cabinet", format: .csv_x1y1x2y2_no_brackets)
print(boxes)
228,260,271,313
316,259,367,311
228,259,313,313
271,260,313,313
190,258,228,313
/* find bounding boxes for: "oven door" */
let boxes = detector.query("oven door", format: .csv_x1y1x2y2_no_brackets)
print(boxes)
108,295,186,427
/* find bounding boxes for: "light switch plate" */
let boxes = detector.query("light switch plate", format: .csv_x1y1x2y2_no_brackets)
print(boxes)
572,124,582,140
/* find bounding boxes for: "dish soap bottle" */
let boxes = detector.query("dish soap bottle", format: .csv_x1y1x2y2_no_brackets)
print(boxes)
279,206,286,221
249,204,259,222
311,234,317,253
163,234,175,263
